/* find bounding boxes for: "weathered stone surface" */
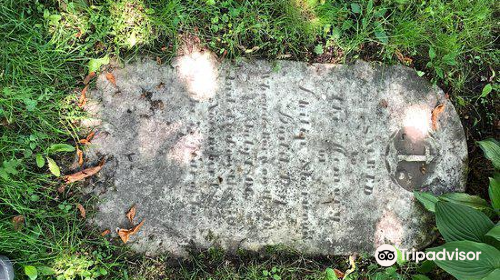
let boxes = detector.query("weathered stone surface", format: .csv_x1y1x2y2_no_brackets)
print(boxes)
85,56,467,257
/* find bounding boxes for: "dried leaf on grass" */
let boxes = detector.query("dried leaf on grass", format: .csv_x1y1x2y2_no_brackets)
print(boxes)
12,215,25,231
127,205,136,223
432,103,446,130
105,72,116,86
83,71,96,85
57,185,66,193
76,146,84,166
395,50,413,64
101,229,111,236
79,130,95,144
78,85,89,108
334,269,345,278
63,159,105,183
117,220,145,243
77,203,86,218
344,255,357,278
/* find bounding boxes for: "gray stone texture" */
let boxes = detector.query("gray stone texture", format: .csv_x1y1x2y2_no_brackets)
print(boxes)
85,55,467,257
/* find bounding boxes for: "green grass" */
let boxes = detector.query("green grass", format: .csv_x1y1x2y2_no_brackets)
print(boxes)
0,0,498,279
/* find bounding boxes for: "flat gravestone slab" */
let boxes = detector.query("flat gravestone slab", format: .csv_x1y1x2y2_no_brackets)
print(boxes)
85,55,467,257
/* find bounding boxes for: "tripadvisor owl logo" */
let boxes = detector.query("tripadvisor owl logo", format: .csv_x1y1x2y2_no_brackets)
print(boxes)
375,244,398,266
375,244,483,267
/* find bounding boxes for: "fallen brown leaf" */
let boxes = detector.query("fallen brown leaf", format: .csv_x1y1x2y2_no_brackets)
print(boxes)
432,103,446,130
78,85,89,108
395,50,413,64
86,130,96,142
63,159,105,183
334,269,345,279
117,228,132,243
12,215,25,231
105,72,116,86
131,219,145,234
76,146,84,166
126,205,136,223
83,71,96,85
116,220,145,244
77,203,86,218
57,185,66,193
101,229,111,236
79,130,95,145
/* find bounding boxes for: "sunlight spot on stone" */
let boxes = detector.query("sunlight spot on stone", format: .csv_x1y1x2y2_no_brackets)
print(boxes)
168,131,204,165
403,106,431,142
374,210,404,248
174,51,218,101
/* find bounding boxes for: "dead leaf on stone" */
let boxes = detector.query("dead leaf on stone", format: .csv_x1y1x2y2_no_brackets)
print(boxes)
117,228,132,243
12,215,25,231
432,103,446,130
131,220,145,234
77,203,86,218
78,85,89,108
334,269,345,279
117,220,145,243
83,71,95,85
126,205,136,223
105,72,116,86
101,229,111,236
63,159,105,183
76,146,84,166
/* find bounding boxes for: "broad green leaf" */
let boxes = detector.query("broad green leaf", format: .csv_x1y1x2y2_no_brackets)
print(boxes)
482,269,500,280
428,47,436,60
485,225,500,242
412,275,431,280
481,84,493,98
24,265,38,280
36,153,45,168
367,0,373,13
442,53,457,66
46,157,60,177
436,202,494,242
47,143,75,153
478,139,500,169
325,268,338,280
2,160,19,175
427,241,500,280
417,260,436,274
489,177,500,210
414,191,439,212
0,168,9,180
351,3,361,13
37,266,55,276
439,193,492,213
88,55,110,73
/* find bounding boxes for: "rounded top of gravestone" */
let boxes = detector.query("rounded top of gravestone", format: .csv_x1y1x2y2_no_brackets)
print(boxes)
84,57,467,257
